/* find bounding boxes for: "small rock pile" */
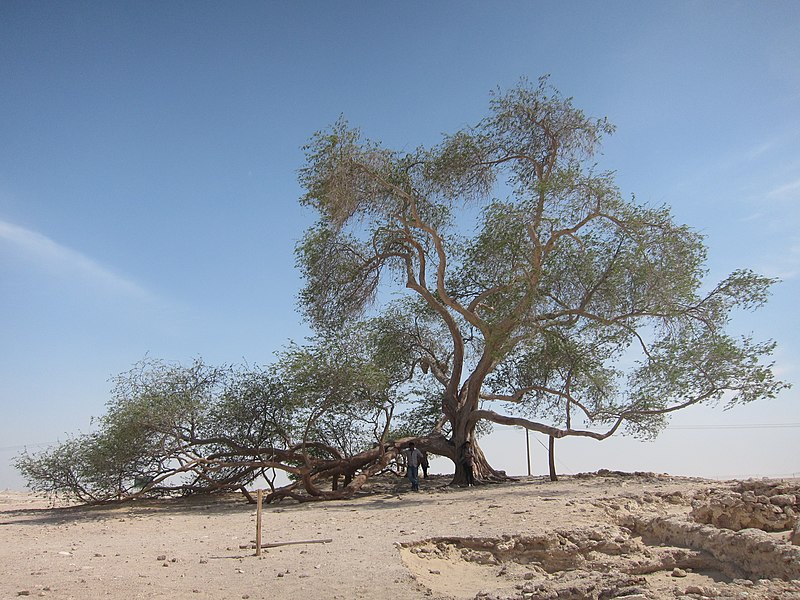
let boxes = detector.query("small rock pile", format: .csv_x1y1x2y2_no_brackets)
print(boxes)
690,480,799,532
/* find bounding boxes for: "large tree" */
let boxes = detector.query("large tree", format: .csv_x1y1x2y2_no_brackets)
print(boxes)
17,79,788,503
297,77,786,484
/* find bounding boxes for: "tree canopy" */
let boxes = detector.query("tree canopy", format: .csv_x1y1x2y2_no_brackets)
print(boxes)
296,76,786,481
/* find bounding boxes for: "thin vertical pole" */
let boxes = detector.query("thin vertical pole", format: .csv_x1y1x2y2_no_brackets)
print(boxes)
525,429,531,476
255,489,263,557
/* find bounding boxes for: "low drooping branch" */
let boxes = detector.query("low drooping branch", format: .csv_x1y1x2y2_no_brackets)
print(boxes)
471,409,625,440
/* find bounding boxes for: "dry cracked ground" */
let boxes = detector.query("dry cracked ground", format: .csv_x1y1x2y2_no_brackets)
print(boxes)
2,472,799,600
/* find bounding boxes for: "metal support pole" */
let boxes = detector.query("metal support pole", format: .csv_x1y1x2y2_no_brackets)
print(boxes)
525,429,531,476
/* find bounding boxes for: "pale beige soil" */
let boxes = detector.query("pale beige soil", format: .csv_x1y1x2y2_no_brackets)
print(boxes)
1,472,799,600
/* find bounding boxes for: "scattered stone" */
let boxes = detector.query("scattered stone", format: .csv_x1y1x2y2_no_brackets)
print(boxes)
428,569,441,574
156,554,167,561
671,568,688,577
17,592,30,597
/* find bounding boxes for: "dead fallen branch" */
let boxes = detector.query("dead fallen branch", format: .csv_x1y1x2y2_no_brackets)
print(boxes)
239,538,333,550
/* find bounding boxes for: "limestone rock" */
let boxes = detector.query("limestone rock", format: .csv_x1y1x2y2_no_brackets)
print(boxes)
769,494,796,507
690,481,800,532
791,518,800,546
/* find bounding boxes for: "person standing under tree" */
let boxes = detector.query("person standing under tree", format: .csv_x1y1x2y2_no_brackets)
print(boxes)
460,441,475,487
403,442,425,492
420,450,430,479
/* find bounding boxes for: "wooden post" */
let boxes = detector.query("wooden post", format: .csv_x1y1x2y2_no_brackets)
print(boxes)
255,489,263,557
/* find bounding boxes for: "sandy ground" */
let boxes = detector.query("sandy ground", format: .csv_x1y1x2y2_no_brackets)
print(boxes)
1,472,799,600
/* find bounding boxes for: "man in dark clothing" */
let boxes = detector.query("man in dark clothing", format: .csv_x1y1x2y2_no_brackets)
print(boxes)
403,442,425,491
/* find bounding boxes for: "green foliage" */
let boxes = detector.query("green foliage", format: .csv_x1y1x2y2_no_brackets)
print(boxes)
15,329,421,502
15,436,113,503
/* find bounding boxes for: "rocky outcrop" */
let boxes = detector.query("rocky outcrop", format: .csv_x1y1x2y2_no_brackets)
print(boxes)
632,515,800,581
403,519,800,599
690,480,799,532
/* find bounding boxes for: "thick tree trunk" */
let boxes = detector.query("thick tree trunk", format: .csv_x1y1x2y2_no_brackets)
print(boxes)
548,435,558,482
470,441,506,481
448,420,508,485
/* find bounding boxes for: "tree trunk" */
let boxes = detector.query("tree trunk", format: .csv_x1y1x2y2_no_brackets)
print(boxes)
548,435,558,482
471,441,505,481
448,430,507,486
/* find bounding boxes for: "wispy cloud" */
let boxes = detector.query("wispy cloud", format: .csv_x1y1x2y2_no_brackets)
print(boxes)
728,125,800,166
0,219,154,301
767,178,800,199
745,140,778,161
758,241,800,281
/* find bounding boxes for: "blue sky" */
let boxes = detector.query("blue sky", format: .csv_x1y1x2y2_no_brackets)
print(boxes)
1,1,798,488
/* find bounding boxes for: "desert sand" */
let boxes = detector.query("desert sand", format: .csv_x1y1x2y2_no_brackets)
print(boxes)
2,472,799,600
